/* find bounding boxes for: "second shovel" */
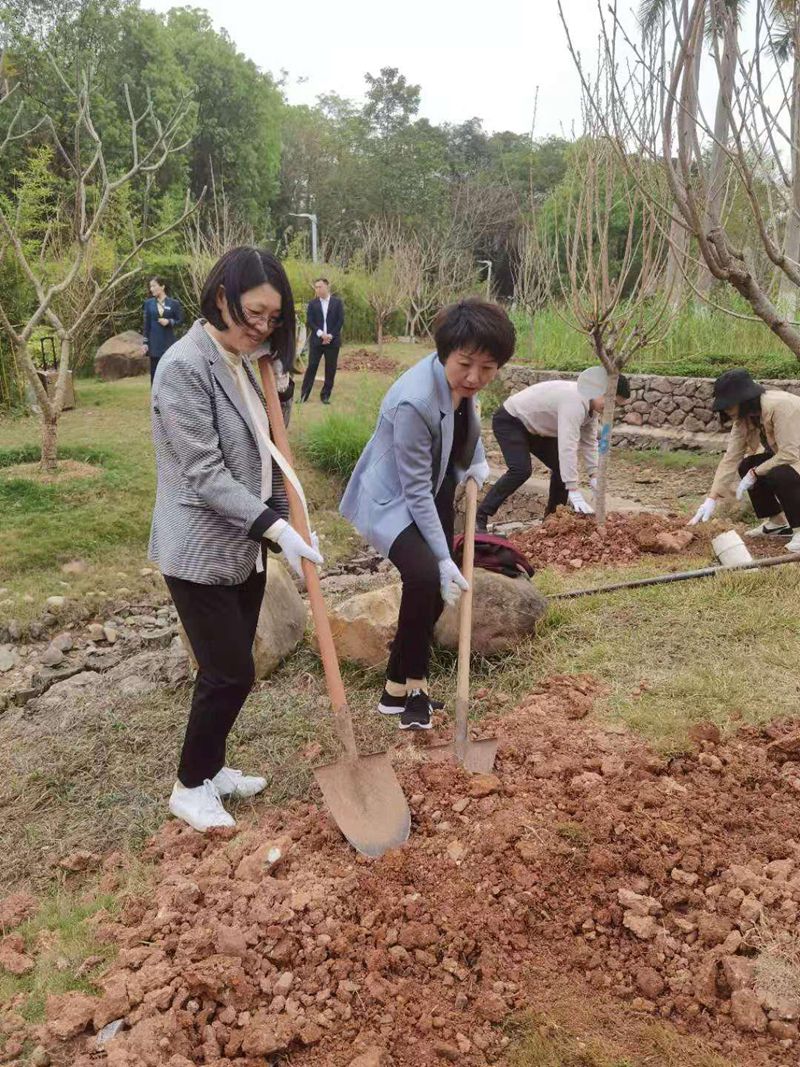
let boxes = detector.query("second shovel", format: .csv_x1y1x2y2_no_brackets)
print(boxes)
426,477,498,773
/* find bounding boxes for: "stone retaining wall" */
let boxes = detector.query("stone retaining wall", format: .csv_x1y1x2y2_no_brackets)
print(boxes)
497,366,800,434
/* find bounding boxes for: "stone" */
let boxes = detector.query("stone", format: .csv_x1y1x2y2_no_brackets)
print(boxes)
435,570,548,655
181,559,306,678
46,991,97,1040
88,623,106,642
94,976,130,1030
52,632,73,652
623,913,660,940
96,1019,126,1047
618,888,662,916
45,596,66,612
697,912,733,946
235,835,293,881
635,965,665,999
323,584,402,668
0,646,19,672
348,1049,393,1067
468,774,501,798
62,559,88,575
94,331,149,381
730,989,768,1033
103,624,118,644
721,955,756,993
240,1015,296,1056
30,1047,51,1067
40,644,64,668
740,894,763,923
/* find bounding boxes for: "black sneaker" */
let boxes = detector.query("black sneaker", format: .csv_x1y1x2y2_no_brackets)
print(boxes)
378,689,444,716
378,688,406,715
399,689,433,731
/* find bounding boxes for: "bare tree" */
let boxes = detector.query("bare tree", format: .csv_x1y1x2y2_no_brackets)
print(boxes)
0,68,200,470
564,0,800,360
541,129,675,523
357,218,411,352
511,222,552,356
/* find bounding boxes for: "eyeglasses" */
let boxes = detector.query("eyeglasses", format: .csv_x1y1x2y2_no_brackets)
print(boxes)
242,307,283,330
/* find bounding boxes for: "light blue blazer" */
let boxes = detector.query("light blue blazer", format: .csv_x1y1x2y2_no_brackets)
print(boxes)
340,352,484,561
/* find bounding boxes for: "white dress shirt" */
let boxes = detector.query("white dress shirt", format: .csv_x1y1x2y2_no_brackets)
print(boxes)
317,295,330,338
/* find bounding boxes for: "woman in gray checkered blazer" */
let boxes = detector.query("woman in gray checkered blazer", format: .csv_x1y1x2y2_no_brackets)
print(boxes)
149,248,323,832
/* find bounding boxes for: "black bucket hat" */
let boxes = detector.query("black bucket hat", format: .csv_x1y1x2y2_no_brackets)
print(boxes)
711,369,765,412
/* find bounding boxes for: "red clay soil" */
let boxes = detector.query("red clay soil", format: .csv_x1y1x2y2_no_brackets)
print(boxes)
509,509,713,571
340,349,399,375
5,677,800,1066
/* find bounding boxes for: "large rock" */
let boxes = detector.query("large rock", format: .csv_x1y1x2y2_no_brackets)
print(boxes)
180,558,307,679
434,570,548,655
94,331,149,381
325,585,403,668
327,570,547,667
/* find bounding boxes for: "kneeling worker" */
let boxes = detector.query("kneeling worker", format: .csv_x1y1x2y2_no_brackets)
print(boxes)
476,373,631,530
689,369,800,553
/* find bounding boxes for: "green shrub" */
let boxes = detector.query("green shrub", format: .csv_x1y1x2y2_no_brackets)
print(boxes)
300,411,374,479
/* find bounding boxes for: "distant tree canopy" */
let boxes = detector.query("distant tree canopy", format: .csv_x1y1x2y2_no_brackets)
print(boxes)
1,1,573,293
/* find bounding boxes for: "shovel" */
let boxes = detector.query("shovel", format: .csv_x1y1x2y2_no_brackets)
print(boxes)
426,477,498,773
257,357,411,858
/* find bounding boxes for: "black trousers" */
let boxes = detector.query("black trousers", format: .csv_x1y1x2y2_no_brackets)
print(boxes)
738,452,800,527
301,341,340,401
478,407,568,521
149,355,160,383
165,565,266,788
386,474,456,685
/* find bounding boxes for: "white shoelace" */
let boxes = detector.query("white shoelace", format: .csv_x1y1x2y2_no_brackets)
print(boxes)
200,778,227,815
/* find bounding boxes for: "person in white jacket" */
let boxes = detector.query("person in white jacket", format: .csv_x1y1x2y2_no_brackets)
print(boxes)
476,375,631,529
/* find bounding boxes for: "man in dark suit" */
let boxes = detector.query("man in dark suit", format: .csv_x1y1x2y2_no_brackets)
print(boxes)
300,277,344,404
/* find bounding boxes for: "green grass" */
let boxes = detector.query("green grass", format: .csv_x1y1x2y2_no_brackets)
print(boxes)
512,304,800,378
297,404,378,479
615,447,720,471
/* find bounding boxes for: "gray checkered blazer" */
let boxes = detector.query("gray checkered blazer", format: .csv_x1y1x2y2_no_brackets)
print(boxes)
148,320,290,585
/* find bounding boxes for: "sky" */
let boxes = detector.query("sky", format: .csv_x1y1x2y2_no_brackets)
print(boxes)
143,0,604,137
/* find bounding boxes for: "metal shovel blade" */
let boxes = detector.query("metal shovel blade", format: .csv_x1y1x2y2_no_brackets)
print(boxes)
313,752,411,858
425,735,499,774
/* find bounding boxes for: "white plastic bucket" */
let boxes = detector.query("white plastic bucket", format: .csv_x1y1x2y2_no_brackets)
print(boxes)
712,530,753,567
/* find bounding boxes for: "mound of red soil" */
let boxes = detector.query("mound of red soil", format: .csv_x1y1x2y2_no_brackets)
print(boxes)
341,350,399,374
510,509,707,570
8,678,800,1066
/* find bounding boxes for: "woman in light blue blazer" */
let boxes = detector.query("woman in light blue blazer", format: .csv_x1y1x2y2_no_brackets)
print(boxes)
341,299,516,730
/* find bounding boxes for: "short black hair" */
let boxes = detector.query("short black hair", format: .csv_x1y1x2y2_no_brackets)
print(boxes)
150,276,167,290
313,277,330,286
201,247,297,371
433,298,516,367
616,373,631,400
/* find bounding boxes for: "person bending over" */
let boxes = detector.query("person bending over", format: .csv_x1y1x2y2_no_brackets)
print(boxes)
476,374,631,530
340,299,516,730
689,369,800,553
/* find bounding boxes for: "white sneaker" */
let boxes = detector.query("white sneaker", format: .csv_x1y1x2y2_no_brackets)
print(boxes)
169,779,235,832
786,533,800,554
745,520,791,537
212,766,267,799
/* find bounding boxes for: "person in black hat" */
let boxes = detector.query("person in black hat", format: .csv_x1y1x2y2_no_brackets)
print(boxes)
689,369,800,553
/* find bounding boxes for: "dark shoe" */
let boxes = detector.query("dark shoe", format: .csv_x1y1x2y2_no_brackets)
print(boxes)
378,688,405,715
298,394,309,404
321,397,331,405
399,689,433,731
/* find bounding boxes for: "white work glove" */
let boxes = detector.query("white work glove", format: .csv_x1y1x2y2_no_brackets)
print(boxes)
274,522,323,579
460,460,490,490
689,497,717,525
568,489,595,515
736,469,757,501
438,558,469,608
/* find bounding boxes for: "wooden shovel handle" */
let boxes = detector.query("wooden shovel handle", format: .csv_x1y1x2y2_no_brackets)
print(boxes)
257,357,357,760
454,479,478,753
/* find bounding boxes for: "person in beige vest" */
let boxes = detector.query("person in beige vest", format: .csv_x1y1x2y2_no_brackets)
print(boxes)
689,369,800,553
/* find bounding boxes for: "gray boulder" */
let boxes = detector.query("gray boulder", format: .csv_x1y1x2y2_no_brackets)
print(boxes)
94,331,149,381
434,569,548,655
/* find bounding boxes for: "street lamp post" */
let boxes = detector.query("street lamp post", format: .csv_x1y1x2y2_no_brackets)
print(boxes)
289,212,319,263
478,259,493,297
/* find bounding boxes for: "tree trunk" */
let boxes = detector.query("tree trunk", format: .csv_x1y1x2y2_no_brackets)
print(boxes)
377,315,384,353
697,5,737,303
593,370,619,526
778,35,800,321
41,408,59,471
